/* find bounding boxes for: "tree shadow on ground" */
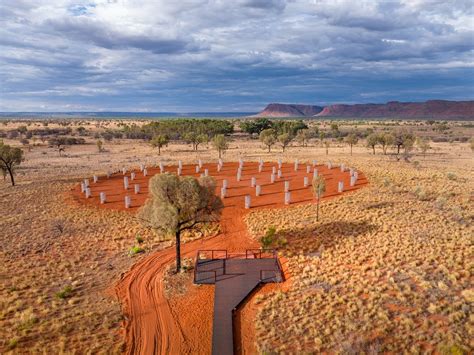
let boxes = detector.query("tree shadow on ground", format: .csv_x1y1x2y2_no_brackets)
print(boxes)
278,220,377,255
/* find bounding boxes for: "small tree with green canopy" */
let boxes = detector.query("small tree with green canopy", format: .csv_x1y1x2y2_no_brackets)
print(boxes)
96,139,103,152
345,132,358,155
416,137,430,158
184,132,208,151
260,128,277,152
239,118,272,135
278,133,292,152
138,174,223,272
150,134,169,155
366,133,378,155
0,141,24,186
312,175,326,221
378,133,395,155
212,134,228,158
296,129,309,147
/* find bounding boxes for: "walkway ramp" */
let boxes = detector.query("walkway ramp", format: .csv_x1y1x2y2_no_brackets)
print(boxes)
194,250,283,355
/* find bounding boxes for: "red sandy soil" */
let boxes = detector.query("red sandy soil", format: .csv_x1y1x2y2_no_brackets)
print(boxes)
72,161,367,354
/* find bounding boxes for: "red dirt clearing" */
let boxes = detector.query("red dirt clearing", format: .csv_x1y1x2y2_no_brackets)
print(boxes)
72,161,368,355
72,161,366,211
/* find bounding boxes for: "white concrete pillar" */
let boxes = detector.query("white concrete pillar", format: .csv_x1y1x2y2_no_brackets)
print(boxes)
258,163,263,173
294,159,299,171
350,175,356,187
218,158,223,166
237,171,241,181
251,177,256,187
84,179,90,188
313,169,318,178
100,192,106,204
198,159,203,168
131,172,136,181
272,166,276,175
340,163,345,172
354,171,359,180
306,165,311,174
284,191,291,205
106,171,111,179
178,160,182,169
143,168,147,177
204,169,209,177
244,195,251,209
217,164,222,172
122,167,127,175
159,162,164,173
277,170,282,179
284,181,290,192
124,176,129,190
304,176,309,187
125,196,131,208
256,185,261,196
338,181,344,193
223,179,228,189
140,164,144,172
80,182,85,193
270,173,275,183
327,161,332,169
349,168,355,176
134,184,140,194
312,159,317,167
278,158,282,169
85,187,91,198
93,175,98,183
220,186,226,199
177,167,182,176
195,165,200,173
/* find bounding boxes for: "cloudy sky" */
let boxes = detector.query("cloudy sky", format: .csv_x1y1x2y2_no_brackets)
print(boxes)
0,0,473,112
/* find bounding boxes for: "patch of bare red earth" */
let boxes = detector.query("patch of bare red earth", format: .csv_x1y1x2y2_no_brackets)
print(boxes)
72,161,368,354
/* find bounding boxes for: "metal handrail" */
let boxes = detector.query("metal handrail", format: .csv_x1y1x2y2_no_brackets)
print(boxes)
197,249,228,260
245,248,276,259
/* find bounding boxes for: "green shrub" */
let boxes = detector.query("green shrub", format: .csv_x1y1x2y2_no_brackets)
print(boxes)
446,172,457,180
8,338,18,350
136,234,144,244
260,227,276,248
56,285,73,299
129,245,144,255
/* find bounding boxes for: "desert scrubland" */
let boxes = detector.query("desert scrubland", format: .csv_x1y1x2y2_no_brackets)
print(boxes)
0,118,473,353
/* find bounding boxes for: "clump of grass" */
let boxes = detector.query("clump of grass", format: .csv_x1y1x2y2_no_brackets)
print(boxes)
129,245,144,255
56,285,73,299
446,172,457,181
435,196,447,209
260,227,276,248
8,338,18,350
135,234,144,244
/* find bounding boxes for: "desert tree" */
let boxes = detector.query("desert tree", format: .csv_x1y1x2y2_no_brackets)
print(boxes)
212,134,228,158
416,137,430,158
394,129,415,154
138,173,223,272
96,139,103,152
366,133,378,155
259,128,277,152
378,132,395,155
312,175,326,221
345,132,358,155
319,131,326,145
0,141,24,186
150,134,169,155
296,129,309,147
324,140,330,155
278,133,293,152
403,136,415,161
184,132,208,151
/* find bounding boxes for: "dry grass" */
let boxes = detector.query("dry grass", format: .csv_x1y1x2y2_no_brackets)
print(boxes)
246,154,473,353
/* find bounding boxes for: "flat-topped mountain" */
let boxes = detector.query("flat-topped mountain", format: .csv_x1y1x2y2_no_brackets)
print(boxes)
253,103,323,117
254,100,474,119
316,100,474,119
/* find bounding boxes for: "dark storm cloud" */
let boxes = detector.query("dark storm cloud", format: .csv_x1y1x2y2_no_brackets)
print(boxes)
0,0,473,111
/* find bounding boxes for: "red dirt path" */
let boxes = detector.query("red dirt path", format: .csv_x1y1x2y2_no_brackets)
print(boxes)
72,161,368,354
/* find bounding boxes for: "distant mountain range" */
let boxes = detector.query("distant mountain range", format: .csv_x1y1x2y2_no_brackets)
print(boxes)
254,100,474,120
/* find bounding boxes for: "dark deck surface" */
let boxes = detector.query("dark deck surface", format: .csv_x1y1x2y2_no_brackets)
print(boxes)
195,257,283,355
